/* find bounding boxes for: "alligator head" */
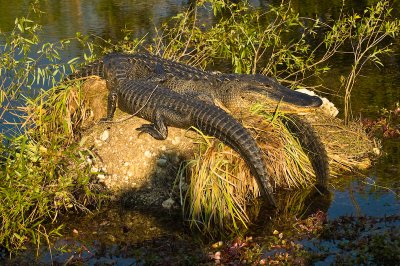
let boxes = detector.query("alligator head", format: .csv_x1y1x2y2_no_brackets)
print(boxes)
217,74,323,114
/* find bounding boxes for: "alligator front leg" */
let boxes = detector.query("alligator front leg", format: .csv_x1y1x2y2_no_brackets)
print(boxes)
136,111,168,140
100,90,118,122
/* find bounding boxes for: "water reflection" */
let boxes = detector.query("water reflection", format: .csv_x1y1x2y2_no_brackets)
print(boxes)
329,178,399,218
0,0,186,42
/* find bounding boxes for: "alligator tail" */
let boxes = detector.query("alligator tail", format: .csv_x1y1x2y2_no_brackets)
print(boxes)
281,114,329,190
194,107,277,206
66,59,105,80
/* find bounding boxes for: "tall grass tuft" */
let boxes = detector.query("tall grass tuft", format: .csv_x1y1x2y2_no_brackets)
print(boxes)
247,104,316,189
180,106,316,236
24,82,93,145
180,133,255,236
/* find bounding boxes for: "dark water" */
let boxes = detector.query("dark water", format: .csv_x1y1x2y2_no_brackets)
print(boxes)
1,0,399,264
0,0,185,43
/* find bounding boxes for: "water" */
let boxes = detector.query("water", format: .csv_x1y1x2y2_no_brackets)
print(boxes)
1,0,399,264
0,0,186,43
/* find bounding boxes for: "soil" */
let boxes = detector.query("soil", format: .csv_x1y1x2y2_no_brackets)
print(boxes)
79,79,200,209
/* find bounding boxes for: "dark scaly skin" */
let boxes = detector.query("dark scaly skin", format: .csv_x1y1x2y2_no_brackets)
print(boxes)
68,59,105,79
102,53,323,106
71,53,277,206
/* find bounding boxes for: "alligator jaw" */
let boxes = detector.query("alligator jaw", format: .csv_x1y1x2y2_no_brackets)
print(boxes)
245,83,323,108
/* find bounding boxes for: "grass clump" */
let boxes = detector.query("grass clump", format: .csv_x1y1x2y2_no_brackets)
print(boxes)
0,82,108,254
24,82,94,144
0,80,108,254
246,105,316,189
181,134,255,236
180,106,316,236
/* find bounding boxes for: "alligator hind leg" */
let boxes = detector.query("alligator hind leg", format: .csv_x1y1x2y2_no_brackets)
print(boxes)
136,112,168,140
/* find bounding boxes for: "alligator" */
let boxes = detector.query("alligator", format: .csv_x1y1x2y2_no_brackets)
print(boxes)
68,52,329,189
69,52,323,112
108,53,329,189
70,53,277,206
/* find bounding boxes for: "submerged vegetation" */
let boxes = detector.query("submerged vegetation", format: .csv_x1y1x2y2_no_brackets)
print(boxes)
0,0,399,257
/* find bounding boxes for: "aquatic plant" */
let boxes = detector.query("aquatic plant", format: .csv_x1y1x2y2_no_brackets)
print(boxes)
335,1,400,124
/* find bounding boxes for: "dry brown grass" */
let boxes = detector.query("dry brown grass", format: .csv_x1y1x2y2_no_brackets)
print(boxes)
305,112,379,173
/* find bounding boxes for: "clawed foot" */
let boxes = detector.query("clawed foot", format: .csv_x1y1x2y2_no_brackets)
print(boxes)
136,124,166,140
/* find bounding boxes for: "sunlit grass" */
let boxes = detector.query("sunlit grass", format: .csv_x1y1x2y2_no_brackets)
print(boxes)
0,134,106,253
179,106,317,236
24,82,91,144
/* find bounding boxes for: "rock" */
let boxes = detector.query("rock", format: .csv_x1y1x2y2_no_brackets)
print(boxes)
97,174,105,181
162,198,175,209
157,157,168,167
144,150,152,158
99,130,110,141
373,147,381,156
172,136,181,145
296,88,339,117
86,156,93,165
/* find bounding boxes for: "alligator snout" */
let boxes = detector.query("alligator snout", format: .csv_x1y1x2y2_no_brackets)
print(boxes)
245,83,323,108
285,93,323,107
